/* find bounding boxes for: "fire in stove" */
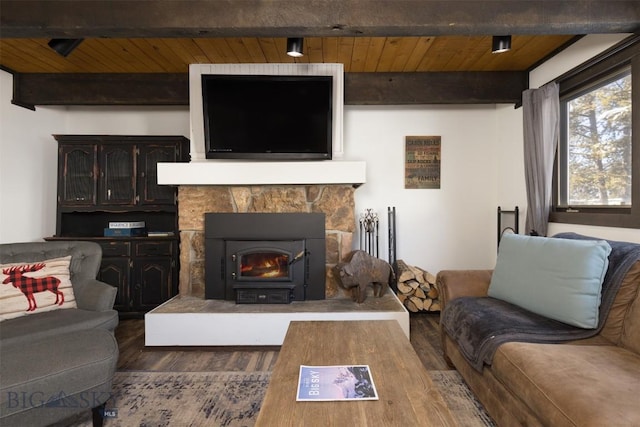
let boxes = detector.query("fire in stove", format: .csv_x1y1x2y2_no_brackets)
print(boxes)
240,252,289,278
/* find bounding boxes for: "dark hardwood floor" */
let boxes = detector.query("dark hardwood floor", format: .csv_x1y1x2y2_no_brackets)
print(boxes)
114,313,452,372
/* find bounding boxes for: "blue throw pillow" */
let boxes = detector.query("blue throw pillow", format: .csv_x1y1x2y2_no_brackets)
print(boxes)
487,234,611,329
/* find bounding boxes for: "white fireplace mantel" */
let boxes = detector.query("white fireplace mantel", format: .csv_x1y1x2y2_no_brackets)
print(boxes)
157,160,366,186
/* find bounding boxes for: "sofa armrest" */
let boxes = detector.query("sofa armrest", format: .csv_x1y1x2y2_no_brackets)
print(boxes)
74,279,117,311
436,270,493,311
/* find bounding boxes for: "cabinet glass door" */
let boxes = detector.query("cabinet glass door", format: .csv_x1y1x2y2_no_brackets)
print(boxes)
100,145,136,205
60,145,97,205
138,145,177,205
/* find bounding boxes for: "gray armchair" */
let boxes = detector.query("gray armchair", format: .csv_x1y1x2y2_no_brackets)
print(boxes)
0,240,119,427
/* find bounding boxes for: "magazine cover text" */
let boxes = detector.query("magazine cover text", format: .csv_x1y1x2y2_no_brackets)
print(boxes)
297,365,379,401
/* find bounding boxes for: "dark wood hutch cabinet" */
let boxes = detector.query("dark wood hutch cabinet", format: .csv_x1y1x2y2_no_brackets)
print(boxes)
48,135,190,317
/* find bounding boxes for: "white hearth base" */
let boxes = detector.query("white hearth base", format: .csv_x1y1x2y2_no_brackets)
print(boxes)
145,290,409,346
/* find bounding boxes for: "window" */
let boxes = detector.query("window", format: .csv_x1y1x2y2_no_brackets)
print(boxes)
551,37,640,229
559,68,631,208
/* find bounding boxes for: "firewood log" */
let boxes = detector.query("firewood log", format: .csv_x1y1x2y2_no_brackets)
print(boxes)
392,260,442,312
406,279,420,290
409,265,427,284
404,299,419,312
409,296,424,311
419,282,431,293
396,260,415,282
413,287,426,299
397,281,413,294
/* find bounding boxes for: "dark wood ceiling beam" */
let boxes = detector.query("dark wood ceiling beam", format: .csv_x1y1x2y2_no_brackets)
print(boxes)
11,74,189,109
2,1,638,38
11,72,527,108
346,72,527,105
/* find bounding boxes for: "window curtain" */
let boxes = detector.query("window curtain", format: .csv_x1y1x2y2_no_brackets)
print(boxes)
522,82,560,236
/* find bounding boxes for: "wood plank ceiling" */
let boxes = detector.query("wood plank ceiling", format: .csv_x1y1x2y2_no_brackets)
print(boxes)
1,35,575,74
1,1,638,107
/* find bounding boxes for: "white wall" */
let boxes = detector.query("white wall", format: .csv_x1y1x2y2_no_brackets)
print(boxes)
345,105,504,271
62,105,189,136
494,104,527,221
2,33,637,266
0,72,64,243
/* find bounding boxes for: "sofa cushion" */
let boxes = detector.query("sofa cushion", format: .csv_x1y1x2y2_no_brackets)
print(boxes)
0,308,118,347
492,342,640,427
1,256,77,321
0,329,118,422
488,234,611,328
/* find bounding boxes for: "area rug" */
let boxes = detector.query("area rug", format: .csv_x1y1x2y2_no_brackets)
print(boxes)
429,370,496,427
65,370,494,426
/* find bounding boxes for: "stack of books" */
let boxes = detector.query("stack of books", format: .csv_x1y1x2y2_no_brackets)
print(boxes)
104,221,147,237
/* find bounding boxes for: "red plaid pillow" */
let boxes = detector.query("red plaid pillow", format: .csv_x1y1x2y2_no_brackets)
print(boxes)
0,256,77,321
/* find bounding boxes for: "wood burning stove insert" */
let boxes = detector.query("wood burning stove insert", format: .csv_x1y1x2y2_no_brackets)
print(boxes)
205,213,326,303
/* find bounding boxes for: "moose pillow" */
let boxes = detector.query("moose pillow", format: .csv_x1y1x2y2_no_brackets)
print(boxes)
0,255,77,321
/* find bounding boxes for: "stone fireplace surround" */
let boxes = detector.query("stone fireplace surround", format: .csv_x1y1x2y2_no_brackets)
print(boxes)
178,184,356,300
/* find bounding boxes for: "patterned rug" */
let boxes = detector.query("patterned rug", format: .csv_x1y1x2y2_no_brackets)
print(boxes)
64,370,494,426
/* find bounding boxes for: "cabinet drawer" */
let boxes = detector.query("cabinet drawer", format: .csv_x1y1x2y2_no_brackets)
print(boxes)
135,241,173,257
100,241,131,257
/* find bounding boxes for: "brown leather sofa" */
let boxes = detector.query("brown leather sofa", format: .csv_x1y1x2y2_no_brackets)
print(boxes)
437,244,640,426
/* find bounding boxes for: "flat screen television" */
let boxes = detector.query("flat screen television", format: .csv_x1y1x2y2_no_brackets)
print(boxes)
202,74,333,160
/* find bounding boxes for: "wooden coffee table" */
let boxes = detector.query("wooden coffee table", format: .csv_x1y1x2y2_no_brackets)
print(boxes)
255,320,458,426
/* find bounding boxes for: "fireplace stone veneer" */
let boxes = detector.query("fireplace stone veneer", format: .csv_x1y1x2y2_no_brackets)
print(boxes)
177,185,356,299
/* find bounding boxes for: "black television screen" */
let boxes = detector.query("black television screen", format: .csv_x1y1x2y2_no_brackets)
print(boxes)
202,74,333,160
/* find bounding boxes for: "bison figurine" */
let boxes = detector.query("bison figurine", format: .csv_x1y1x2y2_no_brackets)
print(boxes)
334,250,395,303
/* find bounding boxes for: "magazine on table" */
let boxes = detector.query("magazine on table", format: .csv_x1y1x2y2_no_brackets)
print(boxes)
296,365,379,401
